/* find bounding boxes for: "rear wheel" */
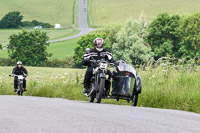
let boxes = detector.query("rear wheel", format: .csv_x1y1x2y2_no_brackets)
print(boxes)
131,94,138,106
96,78,105,103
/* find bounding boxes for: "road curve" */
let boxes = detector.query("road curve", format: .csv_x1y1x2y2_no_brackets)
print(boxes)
48,0,94,43
0,95,200,133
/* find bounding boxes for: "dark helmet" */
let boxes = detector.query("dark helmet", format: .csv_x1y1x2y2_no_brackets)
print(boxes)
17,61,22,65
93,38,104,51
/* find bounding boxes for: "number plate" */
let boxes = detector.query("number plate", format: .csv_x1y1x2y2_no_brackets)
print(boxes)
18,76,24,80
100,63,107,69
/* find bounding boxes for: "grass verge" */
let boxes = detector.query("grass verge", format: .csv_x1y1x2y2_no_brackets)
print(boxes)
0,65,200,114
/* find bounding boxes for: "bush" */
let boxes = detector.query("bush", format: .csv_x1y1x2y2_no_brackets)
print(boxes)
8,30,51,66
146,13,181,59
0,58,15,66
0,43,2,50
178,13,200,59
0,11,23,28
96,22,122,47
22,20,53,28
73,33,110,67
44,57,75,68
112,19,153,65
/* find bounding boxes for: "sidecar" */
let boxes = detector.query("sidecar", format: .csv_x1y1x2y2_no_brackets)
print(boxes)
110,61,142,106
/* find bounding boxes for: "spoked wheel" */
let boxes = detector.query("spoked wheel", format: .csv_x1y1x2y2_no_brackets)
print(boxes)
89,96,95,102
96,78,105,103
131,94,138,106
18,86,23,96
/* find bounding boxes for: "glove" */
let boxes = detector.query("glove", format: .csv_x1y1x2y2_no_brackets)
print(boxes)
115,62,119,66
84,56,91,62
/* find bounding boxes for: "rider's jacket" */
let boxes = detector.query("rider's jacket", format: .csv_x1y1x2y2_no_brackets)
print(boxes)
12,66,28,76
82,48,115,67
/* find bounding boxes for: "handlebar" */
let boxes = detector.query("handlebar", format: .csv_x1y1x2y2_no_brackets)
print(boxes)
9,74,27,77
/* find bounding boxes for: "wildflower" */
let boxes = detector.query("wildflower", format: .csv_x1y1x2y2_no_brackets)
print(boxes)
162,70,167,73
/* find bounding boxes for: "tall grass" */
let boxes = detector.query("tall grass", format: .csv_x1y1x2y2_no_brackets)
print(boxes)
0,60,200,113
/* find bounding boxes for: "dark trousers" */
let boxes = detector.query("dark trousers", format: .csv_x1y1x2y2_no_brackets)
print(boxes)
84,67,112,88
14,77,26,89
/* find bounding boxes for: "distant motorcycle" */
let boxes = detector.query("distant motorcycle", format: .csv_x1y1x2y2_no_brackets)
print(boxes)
9,74,26,96
84,48,142,106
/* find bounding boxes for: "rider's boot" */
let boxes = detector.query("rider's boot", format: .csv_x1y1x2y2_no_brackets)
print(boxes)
13,89,16,92
83,87,89,93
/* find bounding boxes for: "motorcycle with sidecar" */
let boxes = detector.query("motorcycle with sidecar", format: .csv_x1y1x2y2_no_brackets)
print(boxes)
84,49,142,106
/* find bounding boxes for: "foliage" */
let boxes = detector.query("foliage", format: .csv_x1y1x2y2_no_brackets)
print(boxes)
178,13,200,59
0,11,23,29
73,33,110,67
146,13,181,59
0,43,2,50
7,30,51,66
44,57,75,68
0,58,15,66
22,20,53,28
112,19,153,65
96,22,122,46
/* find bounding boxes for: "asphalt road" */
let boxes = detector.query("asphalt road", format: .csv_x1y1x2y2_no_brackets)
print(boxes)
0,95,200,133
48,0,94,43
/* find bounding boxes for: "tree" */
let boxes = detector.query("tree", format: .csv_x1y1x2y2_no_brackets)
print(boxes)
0,11,23,28
178,13,200,59
8,30,51,66
146,13,181,59
112,19,153,65
96,22,122,47
73,33,109,67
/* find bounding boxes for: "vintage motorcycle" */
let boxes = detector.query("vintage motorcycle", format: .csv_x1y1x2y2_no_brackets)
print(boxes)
9,74,26,96
84,48,142,106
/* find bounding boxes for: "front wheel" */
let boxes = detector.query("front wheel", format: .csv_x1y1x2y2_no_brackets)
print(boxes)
18,85,23,96
131,94,138,106
96,78,105,103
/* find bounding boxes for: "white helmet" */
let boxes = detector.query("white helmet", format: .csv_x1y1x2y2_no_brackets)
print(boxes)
17,61,22,65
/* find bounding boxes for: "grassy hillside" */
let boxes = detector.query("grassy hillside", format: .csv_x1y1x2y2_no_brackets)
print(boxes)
48,37,80,59
0,64,200,113
0,0,75,26
0,29,80,47
89,0,200,26
0,37,79,59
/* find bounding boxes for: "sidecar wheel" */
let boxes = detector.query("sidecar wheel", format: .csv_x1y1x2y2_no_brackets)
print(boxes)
131,94,138,106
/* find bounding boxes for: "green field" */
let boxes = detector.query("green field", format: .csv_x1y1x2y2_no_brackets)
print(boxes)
0,37,79,59
89,0,200,26
0,0,75,26
48,37,80,59
0,64,200,113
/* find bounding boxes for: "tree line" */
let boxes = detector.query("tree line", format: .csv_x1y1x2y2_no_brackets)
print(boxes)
74,13,200,67
1,13,200,67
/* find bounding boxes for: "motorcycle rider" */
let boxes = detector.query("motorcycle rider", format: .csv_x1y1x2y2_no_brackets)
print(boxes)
12,61,28,92
82,38,116,93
